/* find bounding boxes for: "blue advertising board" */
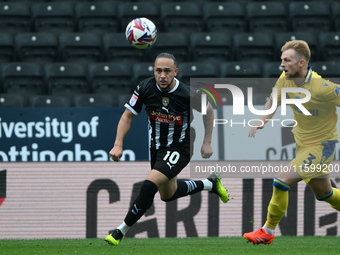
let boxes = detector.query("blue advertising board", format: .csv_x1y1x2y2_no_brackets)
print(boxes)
0,107,149,162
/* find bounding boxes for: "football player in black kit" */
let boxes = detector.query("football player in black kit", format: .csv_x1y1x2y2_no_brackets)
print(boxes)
105,53,229,246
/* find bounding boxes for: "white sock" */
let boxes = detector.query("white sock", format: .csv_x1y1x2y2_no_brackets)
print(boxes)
117,221,130,236
202,179,213,191
263,224,275,235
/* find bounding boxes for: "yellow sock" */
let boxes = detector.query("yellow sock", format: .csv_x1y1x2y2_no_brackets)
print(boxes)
318,187,340,211
265,178,290,230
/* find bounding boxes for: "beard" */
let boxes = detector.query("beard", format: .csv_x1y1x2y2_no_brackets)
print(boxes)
159,77,175,91
285,69,299,79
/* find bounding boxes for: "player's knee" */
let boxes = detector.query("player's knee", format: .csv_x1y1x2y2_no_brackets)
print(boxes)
140,180,158,198
273,178,290,191
159,190,174,202
161,191,177,202
315,188,340,211
162,197,173,202
315,188,333,201
161,197,170,202
133,180,158,212
137,180,158,210
330,203,340,211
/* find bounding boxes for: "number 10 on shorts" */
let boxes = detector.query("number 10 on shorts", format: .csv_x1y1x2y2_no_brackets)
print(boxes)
163,151,180,165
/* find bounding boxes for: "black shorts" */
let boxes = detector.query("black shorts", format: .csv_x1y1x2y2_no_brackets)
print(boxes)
150,146,190,180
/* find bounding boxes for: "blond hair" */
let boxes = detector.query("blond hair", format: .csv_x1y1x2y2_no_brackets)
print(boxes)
281,40,311,63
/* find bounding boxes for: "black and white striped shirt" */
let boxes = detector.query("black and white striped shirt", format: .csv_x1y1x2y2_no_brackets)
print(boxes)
125,77,202,150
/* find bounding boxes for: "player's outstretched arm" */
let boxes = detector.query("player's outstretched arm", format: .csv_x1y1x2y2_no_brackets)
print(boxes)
249,99,277,138
110,109,135,162
201,103,214,159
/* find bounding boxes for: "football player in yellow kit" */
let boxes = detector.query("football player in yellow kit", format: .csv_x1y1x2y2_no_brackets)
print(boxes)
244,40,340,245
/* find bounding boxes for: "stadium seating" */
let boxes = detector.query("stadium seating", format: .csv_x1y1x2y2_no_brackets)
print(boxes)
133,0,170,5
131,62,155,85
219,61,264,101
202,2,246,33
332,1,340,31
73,93,115,107
0,94,25,107
160,2,203,33
88,62,132,95
115,91,132,107
117,2,160,32
190,32,233,63
289,1,332,32
275,32,318,62
0,0,338,108
0,33,15,63
103,33,148,63
75,2,118,36
58,32,102,63
177,62,218,85
1,62,44,105
147,32,190,62
15,32,59,63
29,94,71,107
311,62,340,79
220,62,263,78
246,1,289,33
44,62,89,98
262,62,283,78
318,32,340,62
31,2,76,34
0,2,31,35
233,33,275,62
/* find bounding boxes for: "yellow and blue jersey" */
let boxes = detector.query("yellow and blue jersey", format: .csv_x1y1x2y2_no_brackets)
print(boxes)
270,67,340,146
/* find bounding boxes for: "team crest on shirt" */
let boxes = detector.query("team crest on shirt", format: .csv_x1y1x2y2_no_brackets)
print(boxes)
333,86,340,97
162,97,170,107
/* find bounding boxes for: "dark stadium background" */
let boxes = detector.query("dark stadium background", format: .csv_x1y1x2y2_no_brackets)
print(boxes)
1,0,340,240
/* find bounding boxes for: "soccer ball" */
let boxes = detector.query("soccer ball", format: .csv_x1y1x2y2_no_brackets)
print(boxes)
125,17,157,49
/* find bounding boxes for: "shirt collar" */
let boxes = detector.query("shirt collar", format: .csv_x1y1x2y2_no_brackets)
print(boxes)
295,66,312,87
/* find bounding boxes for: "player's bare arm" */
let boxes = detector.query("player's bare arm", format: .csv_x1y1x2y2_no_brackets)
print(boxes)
110,109,135,161
201,103,214,159
248,99,278,138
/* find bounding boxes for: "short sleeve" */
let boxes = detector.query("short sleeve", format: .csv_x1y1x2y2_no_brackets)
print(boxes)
124,83,144,115
316,80,340,106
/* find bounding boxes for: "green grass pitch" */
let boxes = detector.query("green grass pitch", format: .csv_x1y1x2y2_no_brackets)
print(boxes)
1,236,340,255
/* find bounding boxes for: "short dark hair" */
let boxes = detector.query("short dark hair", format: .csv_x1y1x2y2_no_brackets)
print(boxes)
155,52,177,66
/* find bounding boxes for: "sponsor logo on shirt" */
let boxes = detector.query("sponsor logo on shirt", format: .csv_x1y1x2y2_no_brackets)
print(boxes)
149,110,182,125
333,86,340,97
129,94,138,106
